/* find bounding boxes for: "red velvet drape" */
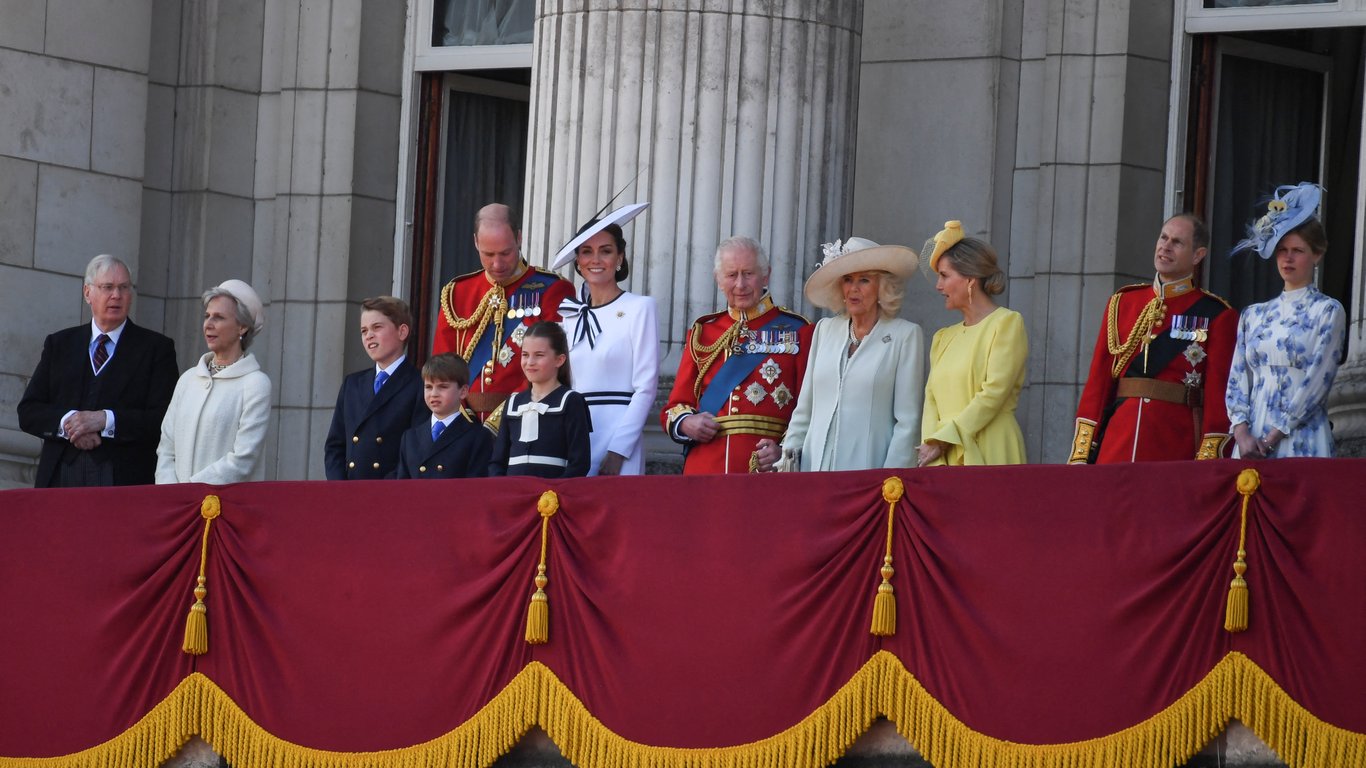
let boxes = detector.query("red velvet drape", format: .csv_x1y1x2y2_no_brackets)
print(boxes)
1,460,1362,758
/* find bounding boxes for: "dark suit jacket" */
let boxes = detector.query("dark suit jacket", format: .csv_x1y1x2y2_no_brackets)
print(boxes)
396,414,492,479
324,360,429,479
17,320,178,487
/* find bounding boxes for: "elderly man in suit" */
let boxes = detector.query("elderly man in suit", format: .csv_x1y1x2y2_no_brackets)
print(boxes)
17,254,179,487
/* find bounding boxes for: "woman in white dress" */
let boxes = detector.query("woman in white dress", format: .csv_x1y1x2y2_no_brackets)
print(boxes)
156,279,271,483
552,206,659,476
779,237,924,471
1227,183,1346,458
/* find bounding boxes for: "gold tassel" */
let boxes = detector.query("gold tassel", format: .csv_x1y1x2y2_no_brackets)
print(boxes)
871,477,904,636
183,495,221,655
1224,469,1259,633
526,491,559,645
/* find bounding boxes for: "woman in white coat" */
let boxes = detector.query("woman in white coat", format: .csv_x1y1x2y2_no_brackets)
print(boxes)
778,237,924,471
551,204,658,476
156,279,271,484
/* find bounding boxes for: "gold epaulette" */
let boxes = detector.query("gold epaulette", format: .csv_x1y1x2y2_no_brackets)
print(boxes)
1201,290,1234,310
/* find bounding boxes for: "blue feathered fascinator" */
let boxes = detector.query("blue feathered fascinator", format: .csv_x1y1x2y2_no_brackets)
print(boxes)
1232,182,1323,260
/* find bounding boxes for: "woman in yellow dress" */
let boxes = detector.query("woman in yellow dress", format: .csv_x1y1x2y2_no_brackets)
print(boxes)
916,221,1028,466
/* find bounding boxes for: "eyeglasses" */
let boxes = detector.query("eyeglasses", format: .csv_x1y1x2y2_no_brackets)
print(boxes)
93,283,133,295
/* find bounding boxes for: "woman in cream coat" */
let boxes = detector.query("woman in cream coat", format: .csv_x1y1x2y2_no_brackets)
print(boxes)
778,237,924,471
156,279,271,484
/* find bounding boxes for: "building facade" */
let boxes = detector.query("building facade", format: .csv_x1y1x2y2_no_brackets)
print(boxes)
2,0,1364,487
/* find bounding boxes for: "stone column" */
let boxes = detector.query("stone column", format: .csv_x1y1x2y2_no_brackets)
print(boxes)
143,0,406,480
1326,227,1366,456
522,0,865,355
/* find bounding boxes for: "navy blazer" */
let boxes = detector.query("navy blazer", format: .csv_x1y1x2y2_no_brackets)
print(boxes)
324,360,429,479
395,413,492,479
17,320,179,487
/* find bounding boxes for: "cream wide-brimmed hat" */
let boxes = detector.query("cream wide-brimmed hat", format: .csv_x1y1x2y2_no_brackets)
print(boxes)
216,279,265,335
803,237,918,312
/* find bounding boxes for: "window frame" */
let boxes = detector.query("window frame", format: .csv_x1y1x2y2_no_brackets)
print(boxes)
413,0,534,72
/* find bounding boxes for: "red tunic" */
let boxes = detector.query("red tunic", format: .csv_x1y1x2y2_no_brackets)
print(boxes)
432,265,575,418
662,297,812,474
1070,278,1238,463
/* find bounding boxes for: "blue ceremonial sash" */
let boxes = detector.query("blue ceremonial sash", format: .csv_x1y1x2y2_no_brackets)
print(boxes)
697,313,803,415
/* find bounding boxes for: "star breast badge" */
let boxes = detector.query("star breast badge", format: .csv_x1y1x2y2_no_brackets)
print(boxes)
745,382,767,405
759,358,781,385
771,383,793,409
1183,342,1206,367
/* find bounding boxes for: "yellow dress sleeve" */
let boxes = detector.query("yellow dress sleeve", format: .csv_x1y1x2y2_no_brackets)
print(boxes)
926,311,1028,462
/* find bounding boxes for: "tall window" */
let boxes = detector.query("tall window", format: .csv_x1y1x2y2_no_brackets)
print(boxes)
1175,16,1361,320
405,0,535,354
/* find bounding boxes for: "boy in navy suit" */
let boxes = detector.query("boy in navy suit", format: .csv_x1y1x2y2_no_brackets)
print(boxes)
324,296,429,479
397,354,492,479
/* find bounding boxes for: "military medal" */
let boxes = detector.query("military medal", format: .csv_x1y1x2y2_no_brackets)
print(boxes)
531,294,542,317
498,344,515,367
511,325,527,346
506,294,518,320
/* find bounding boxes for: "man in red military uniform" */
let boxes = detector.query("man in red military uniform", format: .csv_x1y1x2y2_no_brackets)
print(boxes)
663,236,812,474
1069,214,1238,463
433,204,575,423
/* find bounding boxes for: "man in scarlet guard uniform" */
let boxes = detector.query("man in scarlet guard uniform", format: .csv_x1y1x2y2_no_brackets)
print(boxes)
662,236,812,474
433,204,575,423
1069,214,1238,463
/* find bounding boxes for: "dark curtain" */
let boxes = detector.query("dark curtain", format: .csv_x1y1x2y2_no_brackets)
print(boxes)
1208,51,1322,309
439,89,529,284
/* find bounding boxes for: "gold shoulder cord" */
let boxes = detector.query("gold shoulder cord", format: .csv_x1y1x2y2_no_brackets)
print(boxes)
688,320,745,400
1105,293,1165,378
440,281,506,363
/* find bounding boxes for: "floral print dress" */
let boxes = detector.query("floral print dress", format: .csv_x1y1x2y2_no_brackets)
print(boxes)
1225,286,1346,457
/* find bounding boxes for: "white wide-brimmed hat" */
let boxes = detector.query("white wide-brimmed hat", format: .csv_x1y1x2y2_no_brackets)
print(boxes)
550,202,650,272
216,279,265,334
803,237,918,312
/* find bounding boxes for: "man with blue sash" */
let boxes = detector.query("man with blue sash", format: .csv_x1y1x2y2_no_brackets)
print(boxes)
433,204,575,425
663,236,812,474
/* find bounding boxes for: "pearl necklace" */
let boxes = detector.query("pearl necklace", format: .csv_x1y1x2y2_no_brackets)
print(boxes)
207,358,238,377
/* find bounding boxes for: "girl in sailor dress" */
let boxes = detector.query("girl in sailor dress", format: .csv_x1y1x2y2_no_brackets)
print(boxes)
488,321,593,478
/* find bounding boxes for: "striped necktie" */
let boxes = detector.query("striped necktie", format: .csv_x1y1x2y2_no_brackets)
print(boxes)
92,334,111,373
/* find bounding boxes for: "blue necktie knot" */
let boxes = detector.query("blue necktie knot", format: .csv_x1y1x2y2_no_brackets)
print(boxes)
431,420,446,442
373,370,389,394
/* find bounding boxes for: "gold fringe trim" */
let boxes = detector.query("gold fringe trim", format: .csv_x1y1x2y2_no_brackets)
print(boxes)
4,653,1364,768
1225,469,1260,633
182,495,221,655
870,477,904,636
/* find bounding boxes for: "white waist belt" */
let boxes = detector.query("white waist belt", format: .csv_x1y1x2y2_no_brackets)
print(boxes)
508,455,569,467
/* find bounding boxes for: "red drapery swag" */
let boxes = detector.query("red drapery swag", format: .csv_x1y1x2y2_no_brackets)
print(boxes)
1,460,1363,768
